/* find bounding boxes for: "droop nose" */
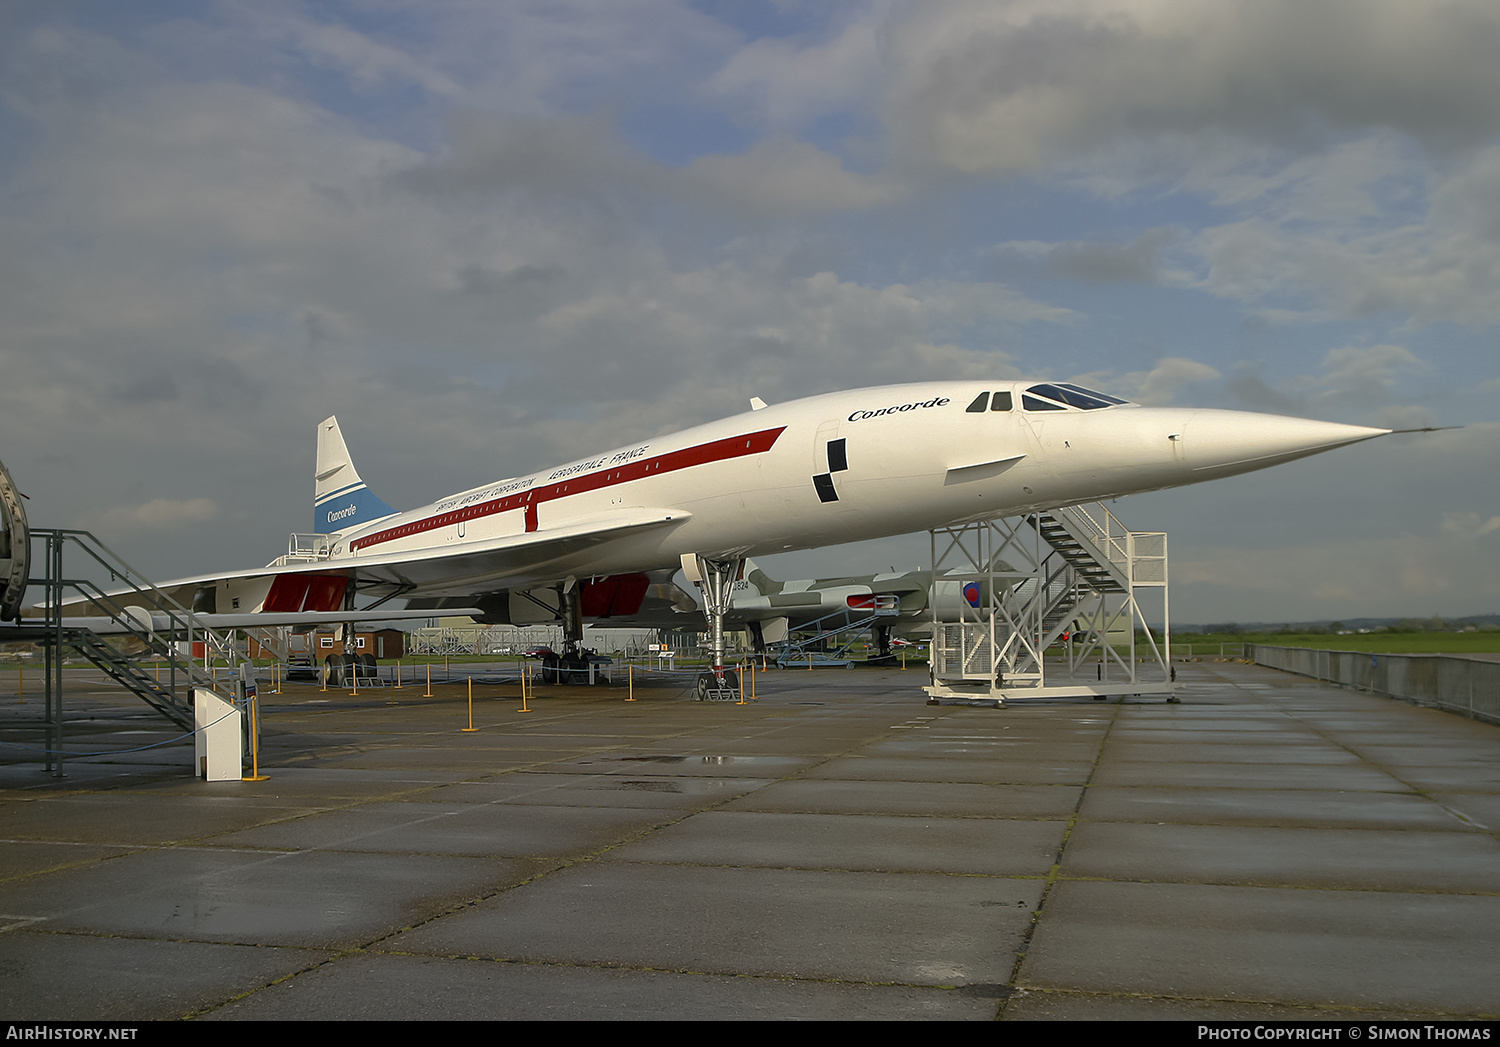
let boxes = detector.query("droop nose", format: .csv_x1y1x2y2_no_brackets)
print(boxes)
1180,410,1390,478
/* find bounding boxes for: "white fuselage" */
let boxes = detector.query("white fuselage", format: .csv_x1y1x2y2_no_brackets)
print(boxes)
313,381,1385,600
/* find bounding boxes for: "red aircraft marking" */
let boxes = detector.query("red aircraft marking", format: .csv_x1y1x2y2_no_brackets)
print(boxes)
350,427,787,552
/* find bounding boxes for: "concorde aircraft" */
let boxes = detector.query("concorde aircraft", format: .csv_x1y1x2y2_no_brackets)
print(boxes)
47,380,1390,692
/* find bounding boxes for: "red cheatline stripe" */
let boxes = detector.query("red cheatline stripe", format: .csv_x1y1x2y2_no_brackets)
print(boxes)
350,426,787,551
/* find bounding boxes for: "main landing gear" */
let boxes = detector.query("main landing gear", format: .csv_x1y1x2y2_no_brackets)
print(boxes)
683,554,743,701
536,581,602,685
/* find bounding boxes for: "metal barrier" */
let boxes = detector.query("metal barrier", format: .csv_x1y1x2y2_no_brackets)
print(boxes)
1247,644,1500,726
1170,643,1245,660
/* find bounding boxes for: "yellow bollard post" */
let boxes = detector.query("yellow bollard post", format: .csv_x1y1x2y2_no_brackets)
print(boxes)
394,661,403,689
242,692,269,782
626,663,635,702
519,663,532,713
424,662,433,698
462,676,478,732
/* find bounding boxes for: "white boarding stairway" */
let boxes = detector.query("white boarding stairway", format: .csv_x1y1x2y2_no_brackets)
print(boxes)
990,506,1130,687
928,503,1169,702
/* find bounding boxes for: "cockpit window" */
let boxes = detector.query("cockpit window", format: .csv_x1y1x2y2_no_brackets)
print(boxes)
1028,383,1103,409
1056,383,1128,405
974,384,1130,414
1023,383,1130,410
1021,394,1066,411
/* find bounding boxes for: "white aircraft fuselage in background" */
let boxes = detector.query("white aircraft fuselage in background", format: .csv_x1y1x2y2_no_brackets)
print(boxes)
287,379,1386,609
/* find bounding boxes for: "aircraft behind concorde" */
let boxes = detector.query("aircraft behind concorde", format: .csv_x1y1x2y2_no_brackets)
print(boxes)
50,379,1391,690
575,558,987,655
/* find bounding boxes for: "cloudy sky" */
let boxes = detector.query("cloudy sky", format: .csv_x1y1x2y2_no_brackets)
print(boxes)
2,0,1497,626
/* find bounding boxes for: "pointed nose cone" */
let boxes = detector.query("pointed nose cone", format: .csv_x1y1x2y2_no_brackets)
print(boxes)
1181,410,1390,479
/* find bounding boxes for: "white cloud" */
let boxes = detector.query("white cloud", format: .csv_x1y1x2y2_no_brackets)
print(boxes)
706,9,886,131
86,498,218,539
984,229,1175,284
1174,526,1500,621
217,0,462,98
1312,345,1426,400
884,0,1500,177
1178,145,1500,325
405,119,904,220
396,111,656,201
1441,512,1500,539
0,18,1072,577
1220,345,1433,420
1075,358,1220,405
684,139,904,217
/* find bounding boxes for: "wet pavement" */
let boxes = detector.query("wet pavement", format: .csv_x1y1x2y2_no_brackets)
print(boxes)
1,660,1497,1021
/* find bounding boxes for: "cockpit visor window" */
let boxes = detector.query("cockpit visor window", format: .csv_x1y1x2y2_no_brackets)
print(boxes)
1027,383,1113,409
1057,383,1129,406
1021,394,1066,411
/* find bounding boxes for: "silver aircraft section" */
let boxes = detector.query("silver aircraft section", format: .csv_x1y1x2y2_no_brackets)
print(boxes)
0,457,28,622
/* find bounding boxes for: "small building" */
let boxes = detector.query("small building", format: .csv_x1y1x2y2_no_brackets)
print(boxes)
244,629,407,661
310,629,406,660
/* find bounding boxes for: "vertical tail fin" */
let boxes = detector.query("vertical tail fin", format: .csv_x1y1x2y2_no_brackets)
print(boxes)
741,557,779,596
314,416,396,534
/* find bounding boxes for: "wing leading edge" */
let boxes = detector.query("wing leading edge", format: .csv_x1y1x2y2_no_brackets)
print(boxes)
52,506,690,618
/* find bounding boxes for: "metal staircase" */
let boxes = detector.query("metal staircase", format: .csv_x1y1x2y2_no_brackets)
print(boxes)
1026,510,1129,593
66,629,199,730
24,529,244,769
769,599,900,667
2,452,252,775
927,503,1172,704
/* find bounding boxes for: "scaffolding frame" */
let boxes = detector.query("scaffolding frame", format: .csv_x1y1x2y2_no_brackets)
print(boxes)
926,503,1173,705
768,600,900,668
19,528,245,774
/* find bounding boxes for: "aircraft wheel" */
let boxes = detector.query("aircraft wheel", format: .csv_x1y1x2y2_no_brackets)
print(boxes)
695,669,740,701
561,653,588,684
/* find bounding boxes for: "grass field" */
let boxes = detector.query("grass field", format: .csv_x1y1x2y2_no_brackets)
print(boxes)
1174,631,1500,656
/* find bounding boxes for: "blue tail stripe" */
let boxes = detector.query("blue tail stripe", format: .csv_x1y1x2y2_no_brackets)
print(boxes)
315,484,397,534
316,480,369,506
